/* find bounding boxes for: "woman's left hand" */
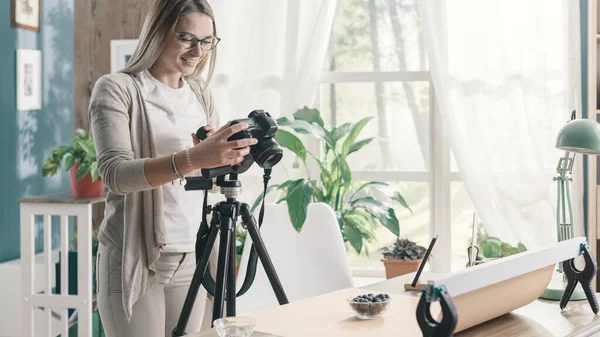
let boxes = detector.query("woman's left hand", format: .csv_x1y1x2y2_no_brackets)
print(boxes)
190,124,220,192
191,124,215,145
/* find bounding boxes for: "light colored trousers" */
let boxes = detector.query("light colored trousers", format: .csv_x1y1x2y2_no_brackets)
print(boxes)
97,243,213,337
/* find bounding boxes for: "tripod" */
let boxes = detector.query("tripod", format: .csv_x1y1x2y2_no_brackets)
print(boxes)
172,175,289,336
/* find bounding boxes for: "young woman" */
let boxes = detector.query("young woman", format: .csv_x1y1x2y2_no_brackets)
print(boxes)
89,1,248,336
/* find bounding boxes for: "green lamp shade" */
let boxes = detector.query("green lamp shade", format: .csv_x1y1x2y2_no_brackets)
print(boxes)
555,119,600,154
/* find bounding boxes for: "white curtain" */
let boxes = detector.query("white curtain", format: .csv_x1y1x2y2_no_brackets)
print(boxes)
210,0,337,120
208,0,337,195
418,0,583,249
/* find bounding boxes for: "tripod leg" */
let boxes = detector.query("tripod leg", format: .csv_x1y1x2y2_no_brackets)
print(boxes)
240,203,289,305
227,220,237,317
172,219,220,337
212,215,233,323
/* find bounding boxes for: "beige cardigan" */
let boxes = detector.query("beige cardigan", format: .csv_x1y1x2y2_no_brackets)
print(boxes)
88,72,218,321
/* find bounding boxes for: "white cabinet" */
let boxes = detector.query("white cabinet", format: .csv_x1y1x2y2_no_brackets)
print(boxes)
20,191,104,337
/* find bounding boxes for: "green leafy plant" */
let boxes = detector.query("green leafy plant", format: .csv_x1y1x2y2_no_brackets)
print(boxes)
472,224,527,259
380,239,426,260
42,128,100,182
254,107,412,255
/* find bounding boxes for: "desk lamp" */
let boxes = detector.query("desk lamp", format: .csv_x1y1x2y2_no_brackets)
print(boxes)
540,112,600,300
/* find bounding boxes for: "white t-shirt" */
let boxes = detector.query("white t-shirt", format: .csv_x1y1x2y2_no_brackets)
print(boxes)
135,70,207,253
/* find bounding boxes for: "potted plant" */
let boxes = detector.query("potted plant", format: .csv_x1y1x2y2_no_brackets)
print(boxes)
42,128,104,197
380,238,427,279
252,107,412,256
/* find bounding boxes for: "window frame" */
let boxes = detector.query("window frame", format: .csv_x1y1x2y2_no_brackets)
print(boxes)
317,70,455,277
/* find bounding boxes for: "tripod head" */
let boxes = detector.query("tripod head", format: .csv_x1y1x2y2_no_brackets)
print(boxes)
185,174,242,200
216,174,242,200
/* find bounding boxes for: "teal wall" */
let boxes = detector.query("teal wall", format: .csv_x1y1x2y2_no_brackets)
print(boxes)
0,0,74,263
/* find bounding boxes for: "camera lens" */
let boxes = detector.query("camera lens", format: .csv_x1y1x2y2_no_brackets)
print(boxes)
251,137,283,169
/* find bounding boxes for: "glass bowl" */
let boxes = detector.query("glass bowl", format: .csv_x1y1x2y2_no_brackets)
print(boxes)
347,293,392,319
213,317,256,337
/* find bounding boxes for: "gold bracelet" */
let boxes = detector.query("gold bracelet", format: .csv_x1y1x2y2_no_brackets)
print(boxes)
185,146,194,170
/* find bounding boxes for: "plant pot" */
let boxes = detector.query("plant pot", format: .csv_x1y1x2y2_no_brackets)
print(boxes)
381,258,423,279
70,162,104,197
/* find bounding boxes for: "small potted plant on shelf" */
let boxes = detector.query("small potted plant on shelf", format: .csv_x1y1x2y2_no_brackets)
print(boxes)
380,238,427,279
42,128,104,198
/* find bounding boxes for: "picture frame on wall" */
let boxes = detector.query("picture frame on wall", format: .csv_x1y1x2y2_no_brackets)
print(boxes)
11,0,41,32
110,39,139,73
17,49,42,111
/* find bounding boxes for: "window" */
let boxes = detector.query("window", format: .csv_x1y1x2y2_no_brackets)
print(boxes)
319,0,475,275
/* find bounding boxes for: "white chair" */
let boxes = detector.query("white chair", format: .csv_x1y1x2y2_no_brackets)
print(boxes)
235,202,355,315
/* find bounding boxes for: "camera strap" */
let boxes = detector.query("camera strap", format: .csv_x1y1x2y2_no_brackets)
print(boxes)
235,168,272,297
258,168,272,227
195,188,210,264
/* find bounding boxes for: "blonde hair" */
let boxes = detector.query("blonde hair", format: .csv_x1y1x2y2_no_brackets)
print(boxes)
121,0,217,86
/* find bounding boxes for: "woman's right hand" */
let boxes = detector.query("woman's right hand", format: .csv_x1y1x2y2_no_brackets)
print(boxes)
188,122,257,169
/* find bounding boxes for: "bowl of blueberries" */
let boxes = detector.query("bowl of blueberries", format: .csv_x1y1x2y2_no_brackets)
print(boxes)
347,293,391,319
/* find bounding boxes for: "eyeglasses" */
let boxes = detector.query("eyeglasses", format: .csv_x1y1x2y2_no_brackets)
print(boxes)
176,32,221,51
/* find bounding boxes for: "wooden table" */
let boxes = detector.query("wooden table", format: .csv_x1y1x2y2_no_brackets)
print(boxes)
365,272,600,337
191,271,600,337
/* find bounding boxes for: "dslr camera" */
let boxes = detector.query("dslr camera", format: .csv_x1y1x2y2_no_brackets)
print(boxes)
196,110,283,179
